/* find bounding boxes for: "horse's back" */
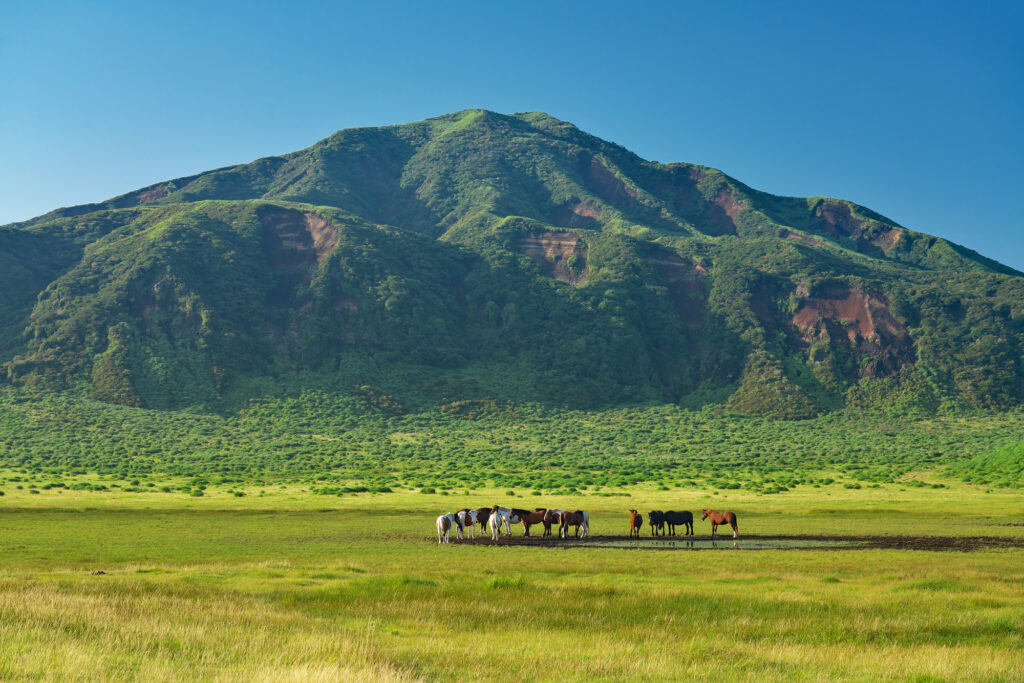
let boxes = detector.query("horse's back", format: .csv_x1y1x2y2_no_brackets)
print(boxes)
665,510,692,524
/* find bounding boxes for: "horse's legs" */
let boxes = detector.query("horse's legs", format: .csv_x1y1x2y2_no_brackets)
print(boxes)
732,522,738,539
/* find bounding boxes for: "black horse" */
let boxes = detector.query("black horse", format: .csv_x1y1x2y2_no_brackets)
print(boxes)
647,510,666,536
663,510,694,536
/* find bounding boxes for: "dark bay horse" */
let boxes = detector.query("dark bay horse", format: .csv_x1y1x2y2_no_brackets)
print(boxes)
701,508,738,538
629,509,644,538
663,510,694,536
647,510,665,536
474,507,492,536
559,510,589,538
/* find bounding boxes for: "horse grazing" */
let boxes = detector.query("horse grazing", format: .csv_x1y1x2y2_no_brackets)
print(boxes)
647,510,666,536
559,510,589,538
456,509,479,539
701,509,738,538
540,508,564,537
663,510,694,536
489,506,529,540
436,512,463,544
629,509,644,538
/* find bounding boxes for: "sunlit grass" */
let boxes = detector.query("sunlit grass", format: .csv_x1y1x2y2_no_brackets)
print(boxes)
0,483,1021,680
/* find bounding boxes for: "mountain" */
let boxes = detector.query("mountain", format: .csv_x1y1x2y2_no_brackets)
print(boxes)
2,109,1022,417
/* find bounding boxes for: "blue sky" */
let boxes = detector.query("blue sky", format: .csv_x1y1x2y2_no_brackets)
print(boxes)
3,1,1022,269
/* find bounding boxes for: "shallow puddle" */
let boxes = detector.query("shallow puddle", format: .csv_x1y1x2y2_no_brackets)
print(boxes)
583,538,865,550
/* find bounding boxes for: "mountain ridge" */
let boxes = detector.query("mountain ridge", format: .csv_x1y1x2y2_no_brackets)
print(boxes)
3,109,1022,415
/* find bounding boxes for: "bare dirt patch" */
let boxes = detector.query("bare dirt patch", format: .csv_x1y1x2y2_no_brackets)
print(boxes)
707,187,745,235
260,206,339,272
587,157,637,207
791,285,912,377
518,231,588,285
816,200,903,256
446,534,1024,552
553,199,602,229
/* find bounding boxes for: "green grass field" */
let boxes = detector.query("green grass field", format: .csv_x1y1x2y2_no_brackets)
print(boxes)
1,480,1022,681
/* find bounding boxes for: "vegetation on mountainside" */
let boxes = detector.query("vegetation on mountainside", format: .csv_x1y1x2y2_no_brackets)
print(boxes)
1,109,1022,417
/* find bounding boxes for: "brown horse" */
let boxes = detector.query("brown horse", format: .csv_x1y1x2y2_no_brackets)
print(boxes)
559,510,589,538
629,509,644,538
520,509,547,537
701,509,738,538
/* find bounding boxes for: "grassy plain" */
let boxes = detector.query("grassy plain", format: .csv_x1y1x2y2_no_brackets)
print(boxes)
1,480,1022,681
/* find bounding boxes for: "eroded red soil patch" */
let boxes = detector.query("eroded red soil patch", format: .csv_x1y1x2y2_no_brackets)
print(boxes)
816,200,903,256
791,285,912,377
553,199,602,228
518,230,588,285
136,184,170,204
587,157,637,207
704,187,745,235
260,206,339,272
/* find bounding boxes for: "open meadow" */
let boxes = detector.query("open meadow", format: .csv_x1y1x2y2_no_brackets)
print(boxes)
1,478,1022,681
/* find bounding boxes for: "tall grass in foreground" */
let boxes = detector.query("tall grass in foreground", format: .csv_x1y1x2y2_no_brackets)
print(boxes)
0,485,1021,680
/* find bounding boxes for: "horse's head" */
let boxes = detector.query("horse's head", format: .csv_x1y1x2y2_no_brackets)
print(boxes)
701,509,710,520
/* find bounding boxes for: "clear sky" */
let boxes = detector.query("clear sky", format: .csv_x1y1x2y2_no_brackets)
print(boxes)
3,1,1022,269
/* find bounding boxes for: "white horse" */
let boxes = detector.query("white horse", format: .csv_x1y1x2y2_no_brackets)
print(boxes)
488,506,525,540
456,509,479,539
436,512,462,544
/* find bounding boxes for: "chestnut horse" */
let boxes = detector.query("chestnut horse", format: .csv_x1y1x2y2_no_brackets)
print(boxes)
701,508,738,538
520,509,548,537
629,509,643,538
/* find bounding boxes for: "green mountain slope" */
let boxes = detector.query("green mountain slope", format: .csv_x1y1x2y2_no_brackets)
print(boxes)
3,109,1023,415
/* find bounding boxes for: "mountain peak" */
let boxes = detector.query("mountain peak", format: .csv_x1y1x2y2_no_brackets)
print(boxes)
3,112,1022,415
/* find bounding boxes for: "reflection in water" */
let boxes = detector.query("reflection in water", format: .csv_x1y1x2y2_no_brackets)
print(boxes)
587,538,860,550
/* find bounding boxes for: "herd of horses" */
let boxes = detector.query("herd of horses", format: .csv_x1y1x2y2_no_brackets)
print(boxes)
629,509,739,538
436,505,590,543
436,504,738,544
